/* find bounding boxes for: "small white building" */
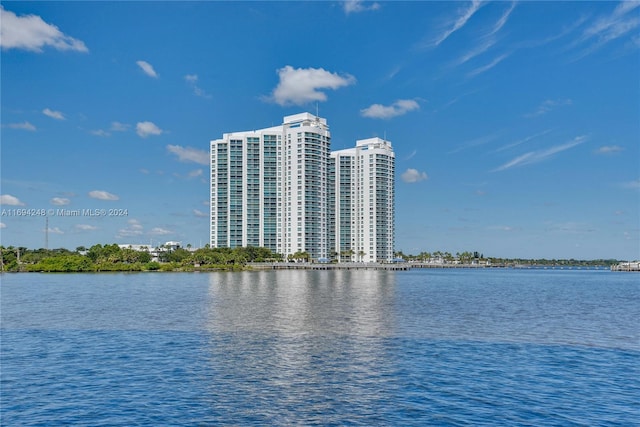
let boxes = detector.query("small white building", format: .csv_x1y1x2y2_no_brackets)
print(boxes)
118,241,183,262
118,244,152,252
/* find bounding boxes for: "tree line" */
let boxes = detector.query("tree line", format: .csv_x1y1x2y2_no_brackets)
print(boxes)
0,244,281,272
0,244,622,272
394,250,620,267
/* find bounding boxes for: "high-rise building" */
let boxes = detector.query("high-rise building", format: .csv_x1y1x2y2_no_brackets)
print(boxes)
330,138,395,263
210,113,394,262
210,122,282,252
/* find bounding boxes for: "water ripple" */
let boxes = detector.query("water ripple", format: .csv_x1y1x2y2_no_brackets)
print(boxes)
1,270,638,425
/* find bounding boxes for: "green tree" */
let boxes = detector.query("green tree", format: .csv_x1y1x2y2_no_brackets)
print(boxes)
290,251,310,262
165,248,190,263
0,246,18,271
27,254,92,272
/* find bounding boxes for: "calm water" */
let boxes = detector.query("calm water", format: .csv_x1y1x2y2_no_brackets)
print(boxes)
1,269,638,426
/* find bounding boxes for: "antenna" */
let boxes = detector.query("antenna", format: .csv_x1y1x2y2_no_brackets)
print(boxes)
316,102,319,118
45,216,49,250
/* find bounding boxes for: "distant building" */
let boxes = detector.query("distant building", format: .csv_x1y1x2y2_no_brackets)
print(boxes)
117,244,152,252
117,241,183,262
162,241,182,251
210,113,395,262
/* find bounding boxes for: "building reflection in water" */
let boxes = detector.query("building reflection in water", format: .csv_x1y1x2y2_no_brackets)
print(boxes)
205,270,396,337
203,270,400,420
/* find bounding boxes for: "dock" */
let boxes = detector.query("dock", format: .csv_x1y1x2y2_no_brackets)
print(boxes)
611,261,640,272
249,262,410,271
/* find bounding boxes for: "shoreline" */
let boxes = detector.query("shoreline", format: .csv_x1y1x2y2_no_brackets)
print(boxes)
2,262,622,273
249,262,617,271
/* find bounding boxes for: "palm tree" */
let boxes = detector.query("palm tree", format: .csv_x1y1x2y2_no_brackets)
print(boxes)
444,252,454,263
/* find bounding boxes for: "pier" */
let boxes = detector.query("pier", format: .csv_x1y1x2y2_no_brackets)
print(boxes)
611,261,640,272
248,262,620,271
249,262,410,271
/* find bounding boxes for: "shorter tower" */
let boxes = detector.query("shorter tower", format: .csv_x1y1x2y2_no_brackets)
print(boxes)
210,124,283,253
331,137,395,263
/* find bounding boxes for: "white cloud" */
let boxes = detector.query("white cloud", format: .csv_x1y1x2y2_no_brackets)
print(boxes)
116,227,143,239
430,0,483,47
454,2,515,67
584,2,640,42
51,197,70,205
193,209,208,218
456,38,497,66
127,219,143,229
595,145,624,154
75,224,98,231
467,53,510,78
386,65,403,81
518,16,588,51
490,2,516,36
401,168,429,183
110,121,129,132
0,6,88,52
47,227,64,234
0,222,6,229
0,194,25,206
525,99,572,118
136,121,163,138
43,108,65,120
487,225,516,232
192,87,210,98
569,2,640,60
5,121,36,131
544,221,597,235
495,129,553,152
437,89,481,112
361,99,420,119
449,131,502,154
150,227,172,236
188,169,203,178
116,219,143,238
167,145,209,165
343,0,380,14
269,65,356,106
493,135,587,172
622,179,640,190
184,74,211,98
136,60,158,78
91,129,110,137
91,121,130,137
88,190,119,201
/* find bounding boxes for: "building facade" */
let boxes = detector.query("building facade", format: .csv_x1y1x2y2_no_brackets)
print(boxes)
210,113,394,262
330,138,395,263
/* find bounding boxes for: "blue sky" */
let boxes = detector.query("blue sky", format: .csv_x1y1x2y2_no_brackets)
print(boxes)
1,1,638,260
